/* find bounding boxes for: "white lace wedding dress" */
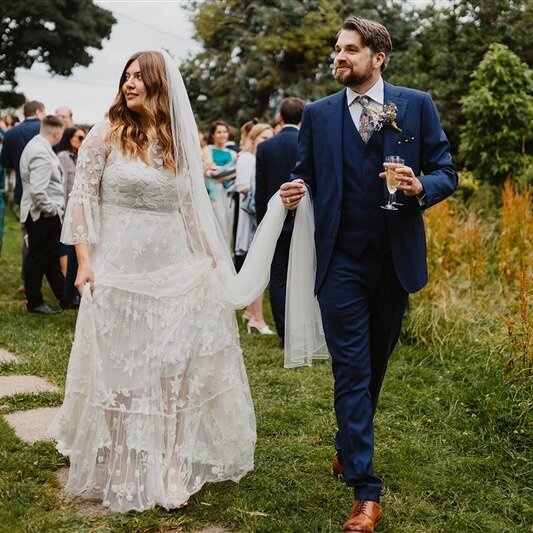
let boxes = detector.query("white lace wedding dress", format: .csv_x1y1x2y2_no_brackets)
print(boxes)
48,121,256,512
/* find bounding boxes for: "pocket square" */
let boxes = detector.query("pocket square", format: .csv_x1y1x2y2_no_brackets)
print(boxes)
397,136,415,146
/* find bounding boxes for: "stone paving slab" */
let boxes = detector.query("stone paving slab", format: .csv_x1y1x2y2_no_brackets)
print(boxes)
0,375,59,398
4,406,60,444
0,348,20,365
55,467,112,517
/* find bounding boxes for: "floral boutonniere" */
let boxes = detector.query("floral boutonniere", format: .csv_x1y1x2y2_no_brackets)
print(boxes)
370,102,402,133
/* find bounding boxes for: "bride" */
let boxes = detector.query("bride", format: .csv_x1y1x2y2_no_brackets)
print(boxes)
48,50,310,513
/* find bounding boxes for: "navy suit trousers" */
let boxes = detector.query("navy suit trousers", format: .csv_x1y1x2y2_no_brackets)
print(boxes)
317,246,408,501
269,231,292,343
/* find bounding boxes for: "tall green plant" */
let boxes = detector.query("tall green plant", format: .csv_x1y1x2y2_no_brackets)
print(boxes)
459,43,532,185
390,0,531,154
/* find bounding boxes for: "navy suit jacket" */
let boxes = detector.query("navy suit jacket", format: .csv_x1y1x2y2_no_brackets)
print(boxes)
255,126,299,229
290,82,458,294
0,118,41,205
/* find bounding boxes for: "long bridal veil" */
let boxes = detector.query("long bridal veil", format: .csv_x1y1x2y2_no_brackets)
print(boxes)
161,51,328,367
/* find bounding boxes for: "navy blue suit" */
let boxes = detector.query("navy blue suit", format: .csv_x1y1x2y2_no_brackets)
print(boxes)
255,126,299,342
0,118,41,205
291,82,457,500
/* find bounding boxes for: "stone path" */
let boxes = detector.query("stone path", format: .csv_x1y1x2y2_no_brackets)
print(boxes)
0,348,20,365
0,375,59,398
4,406,60,444
0,347,236,530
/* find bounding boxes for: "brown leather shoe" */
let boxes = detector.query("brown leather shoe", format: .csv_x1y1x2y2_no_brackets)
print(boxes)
332,453,344,479
343,500,382,532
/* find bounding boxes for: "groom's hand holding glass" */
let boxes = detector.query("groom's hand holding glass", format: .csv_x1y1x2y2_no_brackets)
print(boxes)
379,163,424,197
280,179,306,210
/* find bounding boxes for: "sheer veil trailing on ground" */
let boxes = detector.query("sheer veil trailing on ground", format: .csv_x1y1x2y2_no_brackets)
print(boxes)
160,51,327,366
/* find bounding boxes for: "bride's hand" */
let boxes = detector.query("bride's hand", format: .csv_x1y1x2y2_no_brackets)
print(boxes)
75,261,95,295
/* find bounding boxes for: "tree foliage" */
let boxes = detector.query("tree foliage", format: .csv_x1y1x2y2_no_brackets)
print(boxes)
0,0,115,88
180,0,418,127
459,44,532,185
182,0,531,153
0,90,25,110
391,0,531,153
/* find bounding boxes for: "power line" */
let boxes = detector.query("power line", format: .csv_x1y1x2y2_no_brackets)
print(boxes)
110,8,199,47
18,70,116,88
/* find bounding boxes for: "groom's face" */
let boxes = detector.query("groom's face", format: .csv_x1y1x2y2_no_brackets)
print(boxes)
333,29,378,88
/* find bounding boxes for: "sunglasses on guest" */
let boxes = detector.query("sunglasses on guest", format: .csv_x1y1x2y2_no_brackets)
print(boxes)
75,134,85,141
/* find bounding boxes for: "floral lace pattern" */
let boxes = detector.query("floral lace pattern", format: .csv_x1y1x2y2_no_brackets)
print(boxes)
49,121,256,512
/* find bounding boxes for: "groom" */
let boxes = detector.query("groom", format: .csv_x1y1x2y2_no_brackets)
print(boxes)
281,16,457,532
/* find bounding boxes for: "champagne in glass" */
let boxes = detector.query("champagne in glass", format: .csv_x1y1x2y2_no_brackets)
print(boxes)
381,156,404,211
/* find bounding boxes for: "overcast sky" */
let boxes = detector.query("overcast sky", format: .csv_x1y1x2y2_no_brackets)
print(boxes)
14,1,201,124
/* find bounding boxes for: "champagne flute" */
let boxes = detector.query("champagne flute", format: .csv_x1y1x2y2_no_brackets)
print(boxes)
381,156,404,211
392,191,403,207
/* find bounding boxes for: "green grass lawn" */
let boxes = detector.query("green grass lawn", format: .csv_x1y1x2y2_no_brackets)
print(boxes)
0,208,530,532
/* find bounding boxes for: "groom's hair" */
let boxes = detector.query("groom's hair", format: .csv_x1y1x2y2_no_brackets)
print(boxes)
339,17,393,72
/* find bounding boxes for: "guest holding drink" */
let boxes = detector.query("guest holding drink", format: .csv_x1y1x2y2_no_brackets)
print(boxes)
280,16,457,532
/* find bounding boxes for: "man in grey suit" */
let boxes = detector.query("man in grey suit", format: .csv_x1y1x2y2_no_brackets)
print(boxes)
20,115,66,314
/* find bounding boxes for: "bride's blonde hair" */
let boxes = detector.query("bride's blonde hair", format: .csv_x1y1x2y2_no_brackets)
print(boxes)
107,51,176,171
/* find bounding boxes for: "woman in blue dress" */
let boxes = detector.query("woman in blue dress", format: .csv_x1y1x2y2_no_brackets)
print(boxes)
202,121,237,247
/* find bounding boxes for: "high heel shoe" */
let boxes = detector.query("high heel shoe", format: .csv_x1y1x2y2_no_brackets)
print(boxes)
246,323,275,335
242,312,252,323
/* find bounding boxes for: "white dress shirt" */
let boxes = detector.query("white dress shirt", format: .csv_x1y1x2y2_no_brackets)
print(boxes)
346,77,384,132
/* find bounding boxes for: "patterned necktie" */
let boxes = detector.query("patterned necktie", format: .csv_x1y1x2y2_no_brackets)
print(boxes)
356,95,374,142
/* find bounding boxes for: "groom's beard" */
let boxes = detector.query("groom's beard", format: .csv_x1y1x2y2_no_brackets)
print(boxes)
334,62,374,87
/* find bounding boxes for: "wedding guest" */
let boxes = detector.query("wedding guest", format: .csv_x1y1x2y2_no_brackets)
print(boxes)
0,101,46,285
3,114,20,130
54,127,77,273
234,122,275,334
225,124,239,152
19,115,66,314
0,101,46,206
198,129,208,148
55,106,75,129
239,118,258,150
269,114,283,134
255,97,305,345
57,127,86,308
280,16,457,531
202,120,237,246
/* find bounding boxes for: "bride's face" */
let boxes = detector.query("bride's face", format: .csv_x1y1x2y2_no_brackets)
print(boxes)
122,60,147,113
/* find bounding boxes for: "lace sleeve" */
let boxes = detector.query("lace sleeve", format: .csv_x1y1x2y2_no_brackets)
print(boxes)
61,121,109,245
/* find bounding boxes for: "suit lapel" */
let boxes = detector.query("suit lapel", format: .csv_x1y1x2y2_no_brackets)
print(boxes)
382,82,407,158
382,82,408,199
320,89,345,192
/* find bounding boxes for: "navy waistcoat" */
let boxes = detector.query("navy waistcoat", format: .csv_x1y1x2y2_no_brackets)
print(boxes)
336,103,390,257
